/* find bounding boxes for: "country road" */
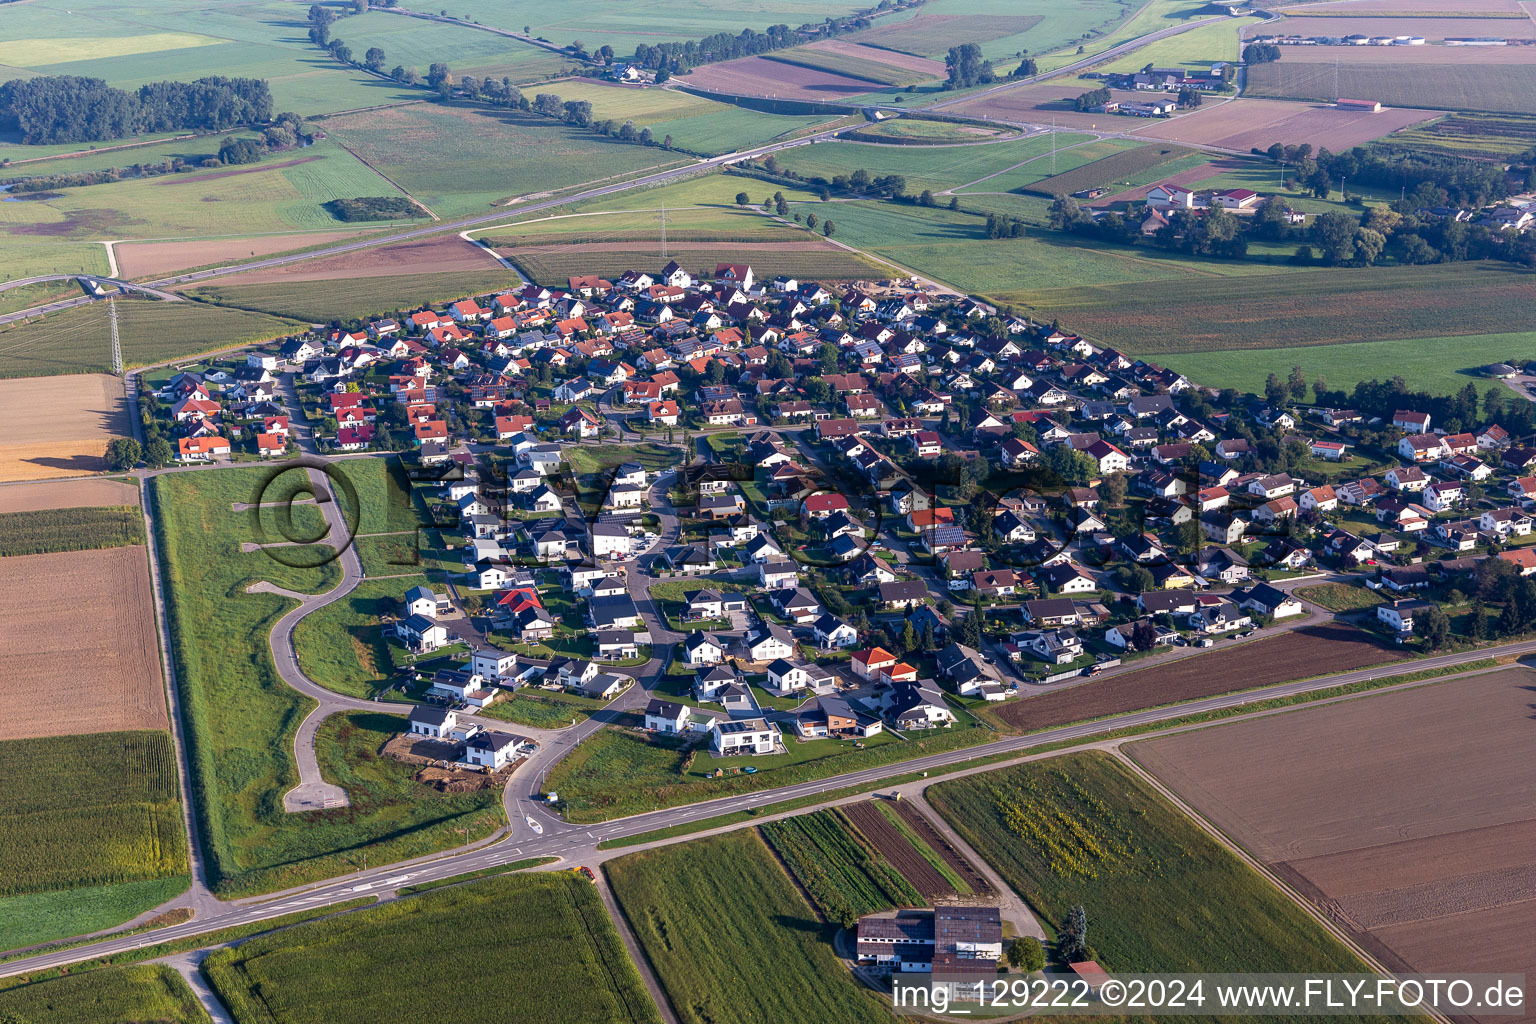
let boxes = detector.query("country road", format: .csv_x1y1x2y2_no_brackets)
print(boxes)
1,649,1526,980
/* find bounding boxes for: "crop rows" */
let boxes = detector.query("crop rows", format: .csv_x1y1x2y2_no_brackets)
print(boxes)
759,808,922,926
1024,144,1198,198
891,801,994,895
0,505,143,556
0,964,205,1024
0,731,186,896
841,801,958,899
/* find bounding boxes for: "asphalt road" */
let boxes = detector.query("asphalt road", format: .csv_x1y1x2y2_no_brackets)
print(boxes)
2,644,1527,980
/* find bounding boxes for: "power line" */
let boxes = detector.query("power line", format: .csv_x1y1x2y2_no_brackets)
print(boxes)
109,296,122,376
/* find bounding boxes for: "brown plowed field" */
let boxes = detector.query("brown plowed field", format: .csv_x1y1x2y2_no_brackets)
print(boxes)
115,231,363,279
1137,98,1440,151
683,57,876,101
0,373,129,482
0,546,166,740
954,83,1196,130
800,40,947,77
992,624,1409,733
204,235,494,286
842,801,956,899
892,801,993,896
1130,667,1536,1023
0,476,139,513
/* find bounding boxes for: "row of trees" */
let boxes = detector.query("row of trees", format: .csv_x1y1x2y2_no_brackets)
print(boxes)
0,75,272,144
1260,140,1511,210
627,17,871,75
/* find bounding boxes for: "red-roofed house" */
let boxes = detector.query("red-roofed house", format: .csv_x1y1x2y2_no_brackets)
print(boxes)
256,433,287,457
177,436,230,462
715,263,754,290
851,647,897,681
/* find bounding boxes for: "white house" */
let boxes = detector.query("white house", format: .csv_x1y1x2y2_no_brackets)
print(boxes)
711,716,778,755
462,731,523,770
406,705,457,739
644,698,690,734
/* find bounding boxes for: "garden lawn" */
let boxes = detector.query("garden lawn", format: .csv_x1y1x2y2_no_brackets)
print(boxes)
928,753,1378,982
204,870,661,1024
292,575,431,699
607,830,892,1024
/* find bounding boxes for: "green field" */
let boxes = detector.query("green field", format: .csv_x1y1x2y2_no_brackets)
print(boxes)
0,731,186,899
954,137,1141,195
0,876,189,955
769,133,1094,194
928,753,1375,980
1033,0,1221,73
476,690,597,729
851,118,1011,142
508,244,886,286
1003,263,1536,357
0,505,142,556
1159,330,1536,396
189,269,518,323
546,719,988,823
150,469,503,896
1089,14,1257,76
0,964,208,1024
607,830,893,1024
759,808,922,926
204,870,662,1024
1247,60,1536,116
0,299,303,379
1022,143,1203,198
849,0,1131,62
323,103,686,219
1294,582,1386,612
0,236,110,284
319,10,572,81
487,205,809,246
292,575,431,699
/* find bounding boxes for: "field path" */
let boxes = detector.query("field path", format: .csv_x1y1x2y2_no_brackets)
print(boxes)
903,794,1046,940
158,951,236,1024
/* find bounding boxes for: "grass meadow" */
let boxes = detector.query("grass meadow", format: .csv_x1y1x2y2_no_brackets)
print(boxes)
609,830,893,1024
850,0,1131,62
929,754,1378,978
1022,143,1205,198
292,575,431,699
770,134,1095,194
0,876,190,955
204,871,663,1024
0,964,207,1024
150,469,503,896
0,299,304,379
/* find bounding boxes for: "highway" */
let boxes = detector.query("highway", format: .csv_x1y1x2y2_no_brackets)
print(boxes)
1,644,1524,979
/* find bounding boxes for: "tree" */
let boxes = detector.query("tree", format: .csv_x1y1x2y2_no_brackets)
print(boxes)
735,191,750,206
1176,86,1202,109
774,191,788,216
918,188,934,207
1242,42,1281,64
104,437,141,470
944,43,995,89
1311,211,1357,264
1265,372,1287,408
655,66,670,83
1073,87,1111,112
1130,618,1157,652
1012,57,1037,79
1008,936,1046,971
805,212,818,231
1287,364,1307,402
329,41,353,66
959,608,983,647
427,62,451,88
144,437,173,468
1414,605,1451,649
1099,471,1128,506
1352,226,1386,266
364,46,386,71
900,618,917,653
822,219,835,237
1058,905,1089,964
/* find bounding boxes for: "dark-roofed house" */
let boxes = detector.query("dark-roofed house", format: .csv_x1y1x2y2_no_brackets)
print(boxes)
878,580,928,610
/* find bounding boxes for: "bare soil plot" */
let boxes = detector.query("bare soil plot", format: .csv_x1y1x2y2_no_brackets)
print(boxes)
1138,97,1440,150
1246,54,1536,114
0,373,129,481
891,801,993,895
0,476,139,513
842,801,956,899
992,624,1409,733
0,546,167,740
683,57,877,101
1267,16,1534,39
799,39,947,77
205,235,495,286
1130,667,1536,1021
115,231,363,279
1264,43,1536,64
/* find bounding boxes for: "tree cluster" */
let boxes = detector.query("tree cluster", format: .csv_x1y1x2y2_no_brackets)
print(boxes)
628,17,869,74
1242,42,1281,64
1073,87,1111,112
944,43,995,89
0,75,273,144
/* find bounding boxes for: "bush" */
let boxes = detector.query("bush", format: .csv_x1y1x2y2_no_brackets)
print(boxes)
324,196,421,221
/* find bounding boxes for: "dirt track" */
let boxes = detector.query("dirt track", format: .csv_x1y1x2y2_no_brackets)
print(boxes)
0,546,167,740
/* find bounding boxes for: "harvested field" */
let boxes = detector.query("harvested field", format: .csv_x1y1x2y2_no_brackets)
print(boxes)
991,624,1408,733
953,83,1201,130
892,801,993,895
1130,667,1536,1022
842,801,957,899
500,240,887,286
0,546,166,740
0,373,128,481
203,235,498,287
1265,16,1535,39
847,14,1044,57
1138,97,1440,151
115,231,363,279
1246,57,1536,114
0,475,139,513
800,39,947,77
683,57,877,101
